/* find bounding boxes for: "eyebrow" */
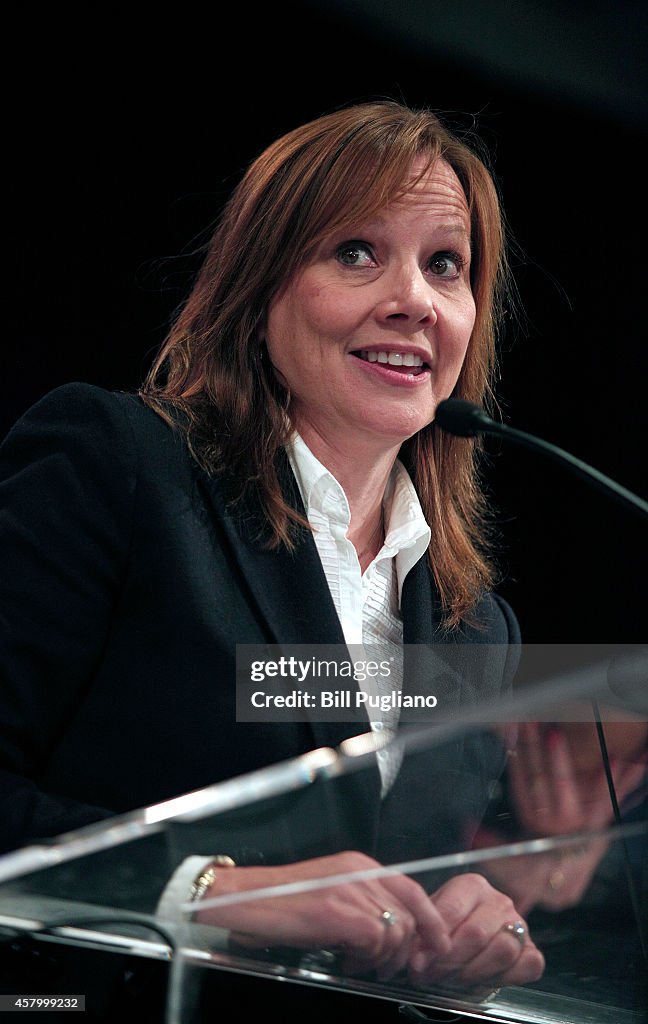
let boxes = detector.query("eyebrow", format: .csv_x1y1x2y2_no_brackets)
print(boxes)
339,216,471,239
425,222,471,239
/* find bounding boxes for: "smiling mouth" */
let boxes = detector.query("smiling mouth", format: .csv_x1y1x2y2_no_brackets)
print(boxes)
351,350,430,375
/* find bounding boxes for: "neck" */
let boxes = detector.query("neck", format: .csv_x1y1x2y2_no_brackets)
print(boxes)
355,503,385,573
296,423,398,572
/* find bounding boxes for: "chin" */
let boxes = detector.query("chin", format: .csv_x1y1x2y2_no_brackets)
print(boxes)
362,416,432,447
386,407,435,439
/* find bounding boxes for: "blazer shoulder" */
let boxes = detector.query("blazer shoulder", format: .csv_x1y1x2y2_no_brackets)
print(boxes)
3,382,188,466
487,592,521,646
9,381,172,434
462,591,521,646
0,383,203,538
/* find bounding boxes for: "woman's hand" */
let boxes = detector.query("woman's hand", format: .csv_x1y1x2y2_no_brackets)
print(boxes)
507,722,646,838
470,829,608,915
407,873,545,998
472,722,647,913
194,851,451,980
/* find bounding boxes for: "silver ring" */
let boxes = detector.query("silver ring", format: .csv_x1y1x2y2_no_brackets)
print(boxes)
502,920,526,946
380,909,398,927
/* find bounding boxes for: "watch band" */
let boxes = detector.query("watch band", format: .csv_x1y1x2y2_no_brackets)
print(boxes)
188,855,236,903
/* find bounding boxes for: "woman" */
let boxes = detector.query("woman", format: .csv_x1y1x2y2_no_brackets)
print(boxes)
0,101,544,1002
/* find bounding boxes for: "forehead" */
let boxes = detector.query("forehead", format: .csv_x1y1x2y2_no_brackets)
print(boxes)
319,157,471,245
386,157,470,226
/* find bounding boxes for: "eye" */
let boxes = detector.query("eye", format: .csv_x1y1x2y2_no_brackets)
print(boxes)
428,251,467,278
335,241,376,267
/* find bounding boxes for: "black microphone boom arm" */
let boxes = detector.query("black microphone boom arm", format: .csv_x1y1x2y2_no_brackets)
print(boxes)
435,398,648,522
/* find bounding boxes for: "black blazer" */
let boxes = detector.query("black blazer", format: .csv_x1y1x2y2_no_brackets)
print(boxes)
0,383,520,876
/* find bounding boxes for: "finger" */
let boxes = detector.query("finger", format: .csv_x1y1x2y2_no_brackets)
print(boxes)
412,918,543,992
433,894,525,974
422,876,521,973
374,929,415,982
380,873,451,954
509,723,548,817
435,943,545,997
338,905,410,978
359,872,451,979
494,943,546,987
544,728,581,822
218,880,391,961
409,876,488,978
428,872,489,931
450,918,529,985
518,722,546,777
365,893,417,977
329,876,422,976
334,905,402,973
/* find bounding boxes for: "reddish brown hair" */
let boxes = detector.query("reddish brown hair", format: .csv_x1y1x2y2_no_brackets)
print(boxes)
141,100,511,628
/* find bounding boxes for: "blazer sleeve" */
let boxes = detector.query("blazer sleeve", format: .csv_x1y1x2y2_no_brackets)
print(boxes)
0,382,138,851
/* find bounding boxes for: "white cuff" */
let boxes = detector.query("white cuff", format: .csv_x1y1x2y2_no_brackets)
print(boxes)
156,855,214,924
155,856,230,952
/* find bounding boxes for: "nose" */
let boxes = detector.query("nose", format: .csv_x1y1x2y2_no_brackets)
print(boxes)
374,263,437,327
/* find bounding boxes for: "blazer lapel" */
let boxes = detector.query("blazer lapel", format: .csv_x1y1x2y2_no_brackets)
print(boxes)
197,460,376,759
401,557,502,717
198,460,344,646
400,555,465,715
401,554,444,646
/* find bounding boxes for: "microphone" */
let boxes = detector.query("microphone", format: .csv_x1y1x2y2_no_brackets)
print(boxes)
435,398,648,521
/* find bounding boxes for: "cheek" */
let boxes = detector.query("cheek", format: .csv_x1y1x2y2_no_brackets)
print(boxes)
444,297,477,362
295,288,351,340
265,297,303,373
266,302,352,385
461,294,478,339
264,304,324,397
266,285,326,351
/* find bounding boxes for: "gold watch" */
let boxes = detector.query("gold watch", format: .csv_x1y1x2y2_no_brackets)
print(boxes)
188,855,236,903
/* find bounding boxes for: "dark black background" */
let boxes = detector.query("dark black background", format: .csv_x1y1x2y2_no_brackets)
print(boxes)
5,1,647,643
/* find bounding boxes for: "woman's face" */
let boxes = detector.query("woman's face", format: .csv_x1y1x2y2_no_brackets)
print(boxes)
265,158,476,455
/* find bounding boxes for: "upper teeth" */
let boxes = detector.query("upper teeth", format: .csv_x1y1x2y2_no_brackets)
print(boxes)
361,351,424,366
